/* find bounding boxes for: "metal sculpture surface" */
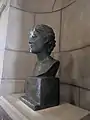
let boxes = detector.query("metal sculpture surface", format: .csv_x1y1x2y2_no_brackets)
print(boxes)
20,24,60,111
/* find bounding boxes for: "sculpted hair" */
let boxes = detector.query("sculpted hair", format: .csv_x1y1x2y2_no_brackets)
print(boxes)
35,24,56,55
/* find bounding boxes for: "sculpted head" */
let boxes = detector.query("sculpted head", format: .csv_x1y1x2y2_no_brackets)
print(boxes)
28,24,56,55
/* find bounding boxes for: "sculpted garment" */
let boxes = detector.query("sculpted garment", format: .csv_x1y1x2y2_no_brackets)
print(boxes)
33,56,60,77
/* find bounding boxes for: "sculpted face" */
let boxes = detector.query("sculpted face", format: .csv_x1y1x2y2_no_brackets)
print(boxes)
28,28,45,54
28,24,56,55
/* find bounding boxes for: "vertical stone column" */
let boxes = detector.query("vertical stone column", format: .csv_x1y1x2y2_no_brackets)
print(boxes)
0,0,36,95
0,1,10,94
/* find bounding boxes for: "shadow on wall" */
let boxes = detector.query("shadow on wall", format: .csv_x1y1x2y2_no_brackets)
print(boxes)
54,52,75,105
56,52,74,84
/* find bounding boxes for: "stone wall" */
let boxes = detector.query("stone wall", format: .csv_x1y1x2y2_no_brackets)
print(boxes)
59,0,90,110
0,0,90,110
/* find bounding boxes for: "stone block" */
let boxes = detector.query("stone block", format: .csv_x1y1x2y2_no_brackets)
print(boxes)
0,7,9,50
61,0,90,51
71,47,90,89
54,47,90,89
0,80,25,96
80,89,90,110
2,50,36,79
0,51,4,79
11,0,55,13
53,0,75,11
54,52,73,84
6,7,34,51
72,86,80,106
60,84,72,103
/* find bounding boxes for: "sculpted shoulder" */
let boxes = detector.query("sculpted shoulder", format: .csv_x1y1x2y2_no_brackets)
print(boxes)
28,24,60,77
33,56,60,77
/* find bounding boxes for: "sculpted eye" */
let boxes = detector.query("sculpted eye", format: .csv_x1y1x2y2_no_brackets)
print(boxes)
32,34,37,38
29,41,31,44
29,30,37,38
29,31,34,38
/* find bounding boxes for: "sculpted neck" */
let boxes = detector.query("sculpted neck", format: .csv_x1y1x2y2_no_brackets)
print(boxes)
37,51,49,62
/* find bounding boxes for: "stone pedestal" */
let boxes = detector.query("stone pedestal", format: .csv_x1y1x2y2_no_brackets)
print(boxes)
0,94,90,120
20,77,60,110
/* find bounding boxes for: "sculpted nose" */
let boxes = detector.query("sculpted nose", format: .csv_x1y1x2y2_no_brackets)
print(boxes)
29,41,31,44
29,40,35,44
29,38,34,44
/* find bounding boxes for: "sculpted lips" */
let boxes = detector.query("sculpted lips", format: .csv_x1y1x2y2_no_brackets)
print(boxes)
29,44,33,52
29,43,34,47
29,44,33,49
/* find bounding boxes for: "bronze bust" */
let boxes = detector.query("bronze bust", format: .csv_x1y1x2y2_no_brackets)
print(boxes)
20,24,60,111
28,24,60,77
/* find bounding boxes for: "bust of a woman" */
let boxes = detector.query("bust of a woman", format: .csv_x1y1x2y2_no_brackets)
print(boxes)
28,24,60,77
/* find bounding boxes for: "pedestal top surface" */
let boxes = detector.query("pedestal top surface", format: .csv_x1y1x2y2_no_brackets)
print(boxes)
0,94,90,120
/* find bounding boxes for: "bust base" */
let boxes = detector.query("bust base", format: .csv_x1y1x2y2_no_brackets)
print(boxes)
20,96,40,111
20,77,60,111
20,95,59,111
